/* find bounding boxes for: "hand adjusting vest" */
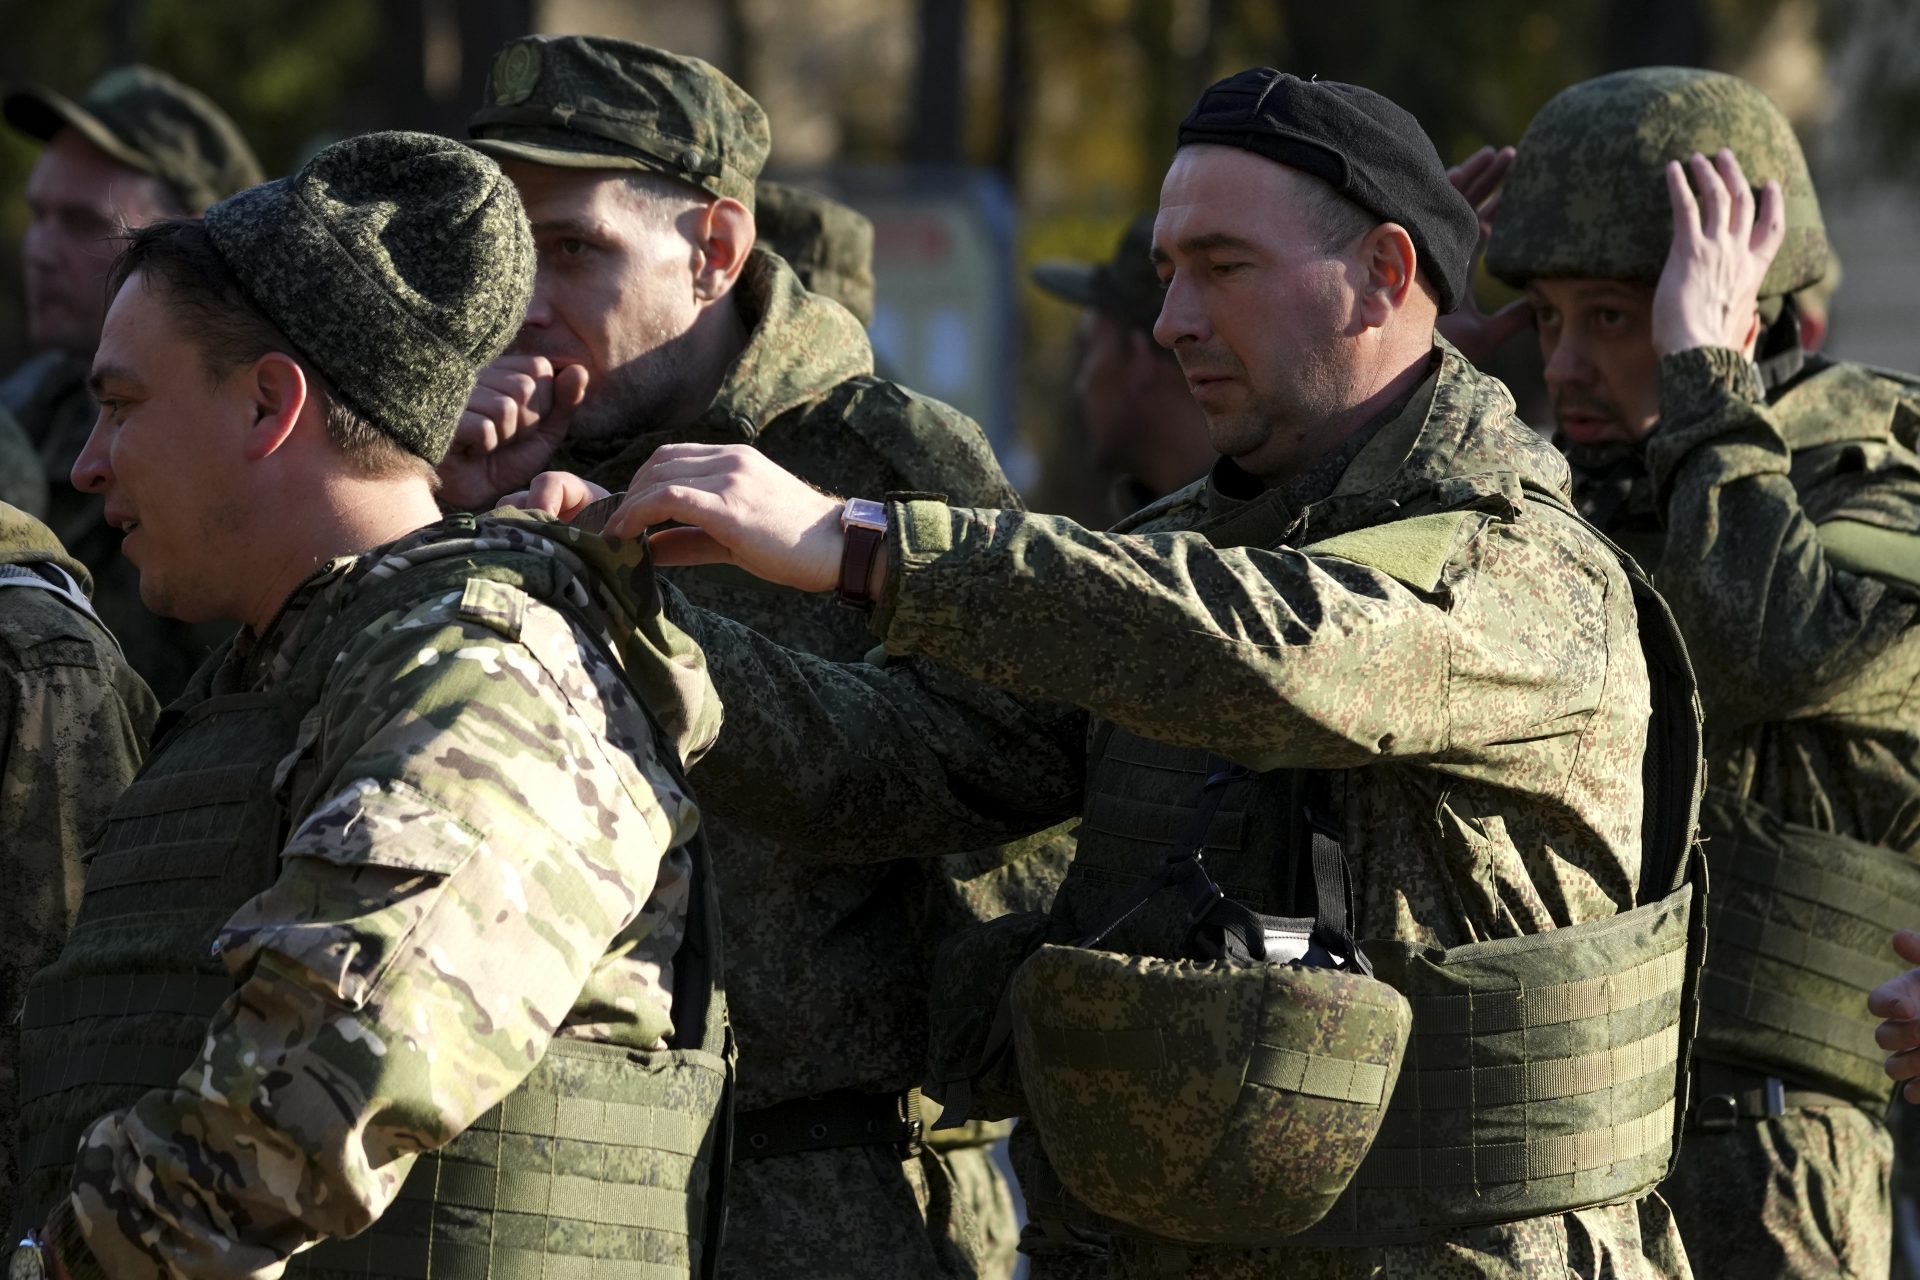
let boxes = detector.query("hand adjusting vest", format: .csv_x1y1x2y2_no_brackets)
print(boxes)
1001,486,1707,1249
10,534,733,1279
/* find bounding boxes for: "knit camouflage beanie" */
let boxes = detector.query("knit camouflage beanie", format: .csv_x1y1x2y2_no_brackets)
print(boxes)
203,130,534,463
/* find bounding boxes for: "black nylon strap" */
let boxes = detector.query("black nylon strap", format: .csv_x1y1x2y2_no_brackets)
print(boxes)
730,1088,925,1163
1073,758,1249,951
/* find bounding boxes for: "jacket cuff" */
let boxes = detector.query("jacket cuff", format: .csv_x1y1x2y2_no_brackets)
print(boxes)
873,497,956,637
1645,347,1772,491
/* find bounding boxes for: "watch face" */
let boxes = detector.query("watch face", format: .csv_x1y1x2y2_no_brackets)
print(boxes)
842,497,888,531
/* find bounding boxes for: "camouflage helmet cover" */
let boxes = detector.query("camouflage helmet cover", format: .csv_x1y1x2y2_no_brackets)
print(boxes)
1486,67,1827,298
1011,944,1411,1244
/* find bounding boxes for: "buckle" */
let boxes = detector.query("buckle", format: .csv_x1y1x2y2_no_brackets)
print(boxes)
899,1115,925,1160
1694,1092,1739,1133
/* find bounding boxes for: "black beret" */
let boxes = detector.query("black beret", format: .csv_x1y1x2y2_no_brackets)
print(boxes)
1177,69,1479,313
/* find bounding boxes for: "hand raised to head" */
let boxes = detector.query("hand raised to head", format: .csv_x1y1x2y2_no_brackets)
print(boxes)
1651,149,1785,357
437,356,589,510
1434,145,1535,366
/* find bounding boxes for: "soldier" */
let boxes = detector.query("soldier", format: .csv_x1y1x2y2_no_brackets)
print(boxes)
1470,67,1920,1279
5,131,728,1279
755,173,1035,1277
526,68,1707,1279
0,504,154,1213
440,34,1050,1278
2,64,263,700
754,180,877,327
1032,213,1214,513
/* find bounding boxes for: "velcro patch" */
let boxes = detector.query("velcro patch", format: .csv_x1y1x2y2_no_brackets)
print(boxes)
457,577,529,640
1818,519,1920,591
1301,511,1481,593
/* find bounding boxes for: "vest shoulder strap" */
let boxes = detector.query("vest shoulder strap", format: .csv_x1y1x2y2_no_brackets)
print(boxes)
1299,510,1483,593
0,561,114,648
1816,518,1920,592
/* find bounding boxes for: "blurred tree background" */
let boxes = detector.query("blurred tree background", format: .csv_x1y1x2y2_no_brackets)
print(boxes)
1,0,1917,520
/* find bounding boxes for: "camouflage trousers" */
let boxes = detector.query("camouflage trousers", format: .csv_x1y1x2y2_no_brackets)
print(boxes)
1661,1104,1891,1280
717,1142,1015,1278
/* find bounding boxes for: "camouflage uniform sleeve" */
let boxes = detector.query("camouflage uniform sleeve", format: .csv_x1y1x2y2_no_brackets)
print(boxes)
0,621,152,1206
873,497,1622,774
47,590,698,1280
1643,346,1920,725
666,581,1087,862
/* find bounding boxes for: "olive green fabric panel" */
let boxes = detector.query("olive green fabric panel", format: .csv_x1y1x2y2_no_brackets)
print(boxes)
1300,510,1483,594
1817,518,1920,591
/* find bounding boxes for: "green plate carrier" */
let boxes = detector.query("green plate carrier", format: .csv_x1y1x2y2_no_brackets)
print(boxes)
10,540,732,1278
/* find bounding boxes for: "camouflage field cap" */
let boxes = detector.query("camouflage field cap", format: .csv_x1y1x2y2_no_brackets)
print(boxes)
1011,944,1411,1243
469,35,768,208
2,64,263,214
755,180,875,325
1031,213,1163,333
204,131,535,464
1487,67,1828,298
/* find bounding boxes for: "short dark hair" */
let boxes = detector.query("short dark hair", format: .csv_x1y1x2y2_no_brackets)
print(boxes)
106,219,435,483
1295,174,1442,309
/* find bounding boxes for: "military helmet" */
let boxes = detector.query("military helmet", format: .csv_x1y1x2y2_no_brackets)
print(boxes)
1487,67,1827,298
1011,943,1411,1244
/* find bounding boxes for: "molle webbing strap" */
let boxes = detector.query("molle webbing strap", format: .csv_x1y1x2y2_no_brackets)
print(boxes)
291,1039,727,1279
1290,882,1694,1245
1692,788,1920,1102
1019,1023,1391,1107
0,561,113,643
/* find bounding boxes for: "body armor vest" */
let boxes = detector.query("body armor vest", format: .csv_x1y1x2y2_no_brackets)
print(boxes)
1692,787,1920,1104
1021,489,1707,1247
1605,358,1920,1106
11,546,731,1278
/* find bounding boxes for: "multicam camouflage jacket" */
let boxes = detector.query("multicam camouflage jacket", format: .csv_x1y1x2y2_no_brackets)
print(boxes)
1639,348,1920,855
27,513,714,1279
0,503,154,1210
0,350,226,701
558,247,1067,1112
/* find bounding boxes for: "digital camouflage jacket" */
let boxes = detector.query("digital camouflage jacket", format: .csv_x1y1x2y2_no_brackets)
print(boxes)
0,504,154,1210
29,513,714,1279
667,342,1692,1276
558,248,1066,1113
0,350,227,702
1642,348,1920,861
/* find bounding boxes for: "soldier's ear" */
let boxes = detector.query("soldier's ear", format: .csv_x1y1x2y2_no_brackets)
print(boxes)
691,196,755,303
1357,222,1419,329
240,351,309,462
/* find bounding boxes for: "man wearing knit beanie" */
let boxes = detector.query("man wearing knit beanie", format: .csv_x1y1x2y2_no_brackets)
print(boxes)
443,32,1061,1279
1,64,263,702
6,131,731,1280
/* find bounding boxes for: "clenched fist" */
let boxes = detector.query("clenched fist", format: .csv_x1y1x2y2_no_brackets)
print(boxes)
437,355,589,510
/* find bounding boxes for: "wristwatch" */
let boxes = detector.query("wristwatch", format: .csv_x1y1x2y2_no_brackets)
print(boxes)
837,498,888,609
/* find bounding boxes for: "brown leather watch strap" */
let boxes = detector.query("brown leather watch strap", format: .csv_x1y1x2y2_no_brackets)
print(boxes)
838,523,885,608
